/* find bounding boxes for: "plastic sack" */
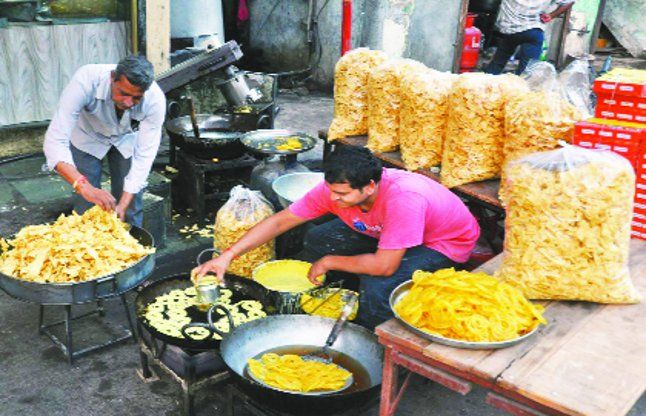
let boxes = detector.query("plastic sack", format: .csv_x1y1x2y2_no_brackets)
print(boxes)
496,145,640,304
328,48,388,142
399,69,456,171
558,59,593,119
214,186,275,278
500,63,584,201
366,59,427,153
441,73,508,188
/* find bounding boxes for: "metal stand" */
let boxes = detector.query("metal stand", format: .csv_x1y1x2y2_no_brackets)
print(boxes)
137,324,229,416
38,294,136,365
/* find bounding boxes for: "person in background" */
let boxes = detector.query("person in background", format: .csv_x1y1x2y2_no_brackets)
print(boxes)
43,55,166,226
194,147,480,329
485,0,575,75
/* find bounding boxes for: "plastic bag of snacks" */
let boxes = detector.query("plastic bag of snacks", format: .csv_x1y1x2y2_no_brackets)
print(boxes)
214,186,275,278
441,73,508,188
501,64,583,200
496,146,640,303
366,59,427,153
327,48,388,142
557,59,593,119
399,69,457,171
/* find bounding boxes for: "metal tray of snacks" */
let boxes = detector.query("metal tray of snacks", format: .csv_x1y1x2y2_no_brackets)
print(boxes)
389,280,540,350
241,129,317,155
0,227,155,305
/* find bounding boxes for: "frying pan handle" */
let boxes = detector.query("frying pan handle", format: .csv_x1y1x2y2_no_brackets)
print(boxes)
196,248,221,266
180,322,218,341
207,304,235,338
325,293,358,348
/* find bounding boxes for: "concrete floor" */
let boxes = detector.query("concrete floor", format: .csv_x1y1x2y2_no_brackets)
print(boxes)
0,90,644,416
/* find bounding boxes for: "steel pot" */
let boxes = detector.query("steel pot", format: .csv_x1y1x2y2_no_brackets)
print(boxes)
165,114,245,160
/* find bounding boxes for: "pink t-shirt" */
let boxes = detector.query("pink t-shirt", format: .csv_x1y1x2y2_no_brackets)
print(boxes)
289,168,480,263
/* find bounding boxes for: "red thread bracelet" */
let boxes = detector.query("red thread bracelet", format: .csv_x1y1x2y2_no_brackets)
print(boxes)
72,176,88,192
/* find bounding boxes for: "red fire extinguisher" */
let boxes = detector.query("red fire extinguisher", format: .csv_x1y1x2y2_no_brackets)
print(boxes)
460,13,482,73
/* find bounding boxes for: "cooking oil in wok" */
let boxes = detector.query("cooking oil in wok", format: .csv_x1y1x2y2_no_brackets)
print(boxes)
244,345,371,393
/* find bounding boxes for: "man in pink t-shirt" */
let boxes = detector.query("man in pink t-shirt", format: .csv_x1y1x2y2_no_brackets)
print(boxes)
195,147,480,329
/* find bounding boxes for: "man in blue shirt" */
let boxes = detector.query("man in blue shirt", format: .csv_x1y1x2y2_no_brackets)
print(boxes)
43,55,166,226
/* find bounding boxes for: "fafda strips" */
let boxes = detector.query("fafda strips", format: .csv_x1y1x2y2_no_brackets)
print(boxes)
366,59,427,153
441,73,507,188
399,69,456,171
328,48,388,141
213,186,275,278
496,146,641,303
0,206,154,283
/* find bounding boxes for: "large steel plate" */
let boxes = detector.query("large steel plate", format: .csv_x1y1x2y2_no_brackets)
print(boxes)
0,226,155,305
389,280,541,350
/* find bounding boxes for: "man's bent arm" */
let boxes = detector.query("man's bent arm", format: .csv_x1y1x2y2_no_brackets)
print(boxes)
319,249,407,278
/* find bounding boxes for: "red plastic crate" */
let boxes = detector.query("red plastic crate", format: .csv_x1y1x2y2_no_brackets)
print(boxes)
631,228,646,240
593,79,646,98
596,93,646,115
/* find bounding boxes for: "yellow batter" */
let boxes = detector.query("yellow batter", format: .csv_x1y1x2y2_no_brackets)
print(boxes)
252,260,322,293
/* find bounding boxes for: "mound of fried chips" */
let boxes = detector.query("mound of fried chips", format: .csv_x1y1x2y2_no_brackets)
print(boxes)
366,59,427,153
0,206,154,283
247,353,352,393
399,69,456,171
394,268,546,342
496,147,641,303
328,48,388,142
214,186,275,278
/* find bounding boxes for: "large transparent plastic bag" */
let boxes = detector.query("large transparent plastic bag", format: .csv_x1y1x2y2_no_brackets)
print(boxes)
328,48,388,141
496,145,640,304
558,59,594,119
399,69,456,171
214,186,275,278
501,62,584,201
441,73,511,188
366,59,427,153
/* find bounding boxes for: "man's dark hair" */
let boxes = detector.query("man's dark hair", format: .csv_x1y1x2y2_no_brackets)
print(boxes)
114,55,154,90
324,146,383,189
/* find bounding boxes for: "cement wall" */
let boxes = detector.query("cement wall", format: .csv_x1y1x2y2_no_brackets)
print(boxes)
245,0,463,90
604,0,646,58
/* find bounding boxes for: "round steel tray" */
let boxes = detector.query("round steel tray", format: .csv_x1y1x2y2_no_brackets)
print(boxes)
389,280,541,350
241,129,317,156
0,226,155,305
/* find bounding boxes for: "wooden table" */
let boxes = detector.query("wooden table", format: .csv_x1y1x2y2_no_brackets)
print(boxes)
320,133,505,252
376,239,646,416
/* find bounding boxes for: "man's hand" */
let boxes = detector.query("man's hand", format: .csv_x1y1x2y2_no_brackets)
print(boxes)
77,183,116,211
114,203,128,222
540,13,552,23
191,251,234,284
307,257,329,286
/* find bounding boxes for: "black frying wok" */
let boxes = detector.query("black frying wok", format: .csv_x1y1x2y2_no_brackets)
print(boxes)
134,273,274,351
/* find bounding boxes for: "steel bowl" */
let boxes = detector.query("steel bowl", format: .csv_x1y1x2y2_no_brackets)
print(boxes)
272,171,324,209
389,280,542,349
220,314,383,414
0,226,155,305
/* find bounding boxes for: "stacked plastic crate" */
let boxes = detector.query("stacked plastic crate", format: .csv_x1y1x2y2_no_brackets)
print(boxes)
572,68,646,240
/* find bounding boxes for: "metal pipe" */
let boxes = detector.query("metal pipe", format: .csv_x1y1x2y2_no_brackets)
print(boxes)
341,0,352,55
131,0,138,54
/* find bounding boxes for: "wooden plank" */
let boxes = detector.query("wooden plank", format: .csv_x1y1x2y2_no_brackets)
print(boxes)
376,319,431,355
392,350,473,395
496,239,646,416
145,0,170,75
486,392,551,416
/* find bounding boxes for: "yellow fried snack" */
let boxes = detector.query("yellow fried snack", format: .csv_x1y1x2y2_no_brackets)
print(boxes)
275,137,303,151
300,289,358,320
0,206,154,283
394,268,546,342
144,287,266,340
252,260,320,292
399,69,456,171
247,353,352,393
496,147,640,303
366,59,427,153
328,48,388,141
440,73,508,188
214,186,275,278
